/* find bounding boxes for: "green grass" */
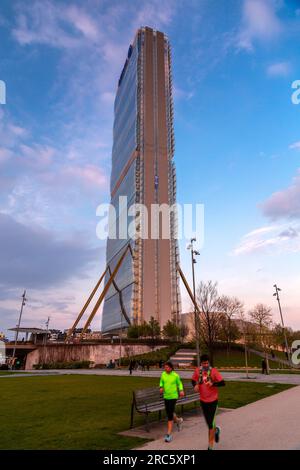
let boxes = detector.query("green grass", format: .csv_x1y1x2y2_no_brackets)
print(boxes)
219,368,300,374
0,375,294,450
217,381,293,408
213,349,287,368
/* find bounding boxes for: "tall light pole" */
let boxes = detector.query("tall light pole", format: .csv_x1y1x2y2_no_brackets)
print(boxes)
273,284,291,364
187,238,200,367
119,311,122,369
11,290,27,369
43,317,50,364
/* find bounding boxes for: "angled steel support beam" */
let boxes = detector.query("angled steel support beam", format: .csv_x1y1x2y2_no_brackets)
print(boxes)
176,263,201,315
66,266,108,341
80,244,132,338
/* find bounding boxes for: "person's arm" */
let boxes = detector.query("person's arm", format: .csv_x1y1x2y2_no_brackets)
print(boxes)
212,380,225,387
177,375,184,397
211,369,225,387
191,369,199,391
159,374,164,395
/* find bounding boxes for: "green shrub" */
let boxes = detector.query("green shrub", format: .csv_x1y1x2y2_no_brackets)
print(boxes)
120,344,180,367
33,361,92,370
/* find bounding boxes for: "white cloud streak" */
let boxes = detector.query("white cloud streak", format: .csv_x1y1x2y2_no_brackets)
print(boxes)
232,223,300,255
238,0,283,52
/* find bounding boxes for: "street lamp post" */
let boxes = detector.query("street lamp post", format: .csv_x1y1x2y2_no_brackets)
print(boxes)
187,238,200,367
43,317,50,365
119,312,122,369
273,284,291,364
11,290,27,369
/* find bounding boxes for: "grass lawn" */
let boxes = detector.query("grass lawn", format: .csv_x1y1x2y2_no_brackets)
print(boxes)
0,375,294,450
213,349,287,368
219,369,300,374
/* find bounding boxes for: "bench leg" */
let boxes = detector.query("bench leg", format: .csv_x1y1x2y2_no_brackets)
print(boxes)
181,404,184,416
130,403,134,429
158,410,161,421
145,413,150,432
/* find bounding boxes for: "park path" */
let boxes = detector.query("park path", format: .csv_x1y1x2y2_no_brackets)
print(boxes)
133,385,300,450
1,369,300,385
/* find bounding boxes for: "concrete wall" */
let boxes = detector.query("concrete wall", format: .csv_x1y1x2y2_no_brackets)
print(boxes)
25,343,166,370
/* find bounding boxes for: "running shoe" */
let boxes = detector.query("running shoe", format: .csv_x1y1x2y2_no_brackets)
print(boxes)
177,417,183,432
164,434,173,443
215,426,221,443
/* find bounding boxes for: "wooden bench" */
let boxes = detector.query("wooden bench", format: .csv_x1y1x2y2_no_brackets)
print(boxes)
130,382,199,431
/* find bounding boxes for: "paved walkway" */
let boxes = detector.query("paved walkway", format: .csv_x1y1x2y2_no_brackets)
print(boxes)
1,369,300,385
131,386,300,450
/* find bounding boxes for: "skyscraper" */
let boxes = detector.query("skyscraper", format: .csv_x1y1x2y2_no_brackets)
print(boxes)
101,27,181,334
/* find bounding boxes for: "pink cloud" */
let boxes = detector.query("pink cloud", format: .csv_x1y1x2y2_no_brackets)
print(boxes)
0,148,13,164
65,5,100,41
19,143,56,167
62,164,108,188
12,1,101,48
260,169,300,219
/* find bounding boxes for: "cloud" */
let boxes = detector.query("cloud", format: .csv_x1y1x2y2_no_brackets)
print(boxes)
12,1,101,48
278,227,298,239
60,164,108,188
267,61,291,77
232,223,300,255
173,86,194,101
237,0,283,52
0,213,101,290
260,169,300,219
289,141,300,150
0,148,13,164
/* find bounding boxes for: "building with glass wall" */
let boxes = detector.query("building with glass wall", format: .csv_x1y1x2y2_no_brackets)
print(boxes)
101,27,181,334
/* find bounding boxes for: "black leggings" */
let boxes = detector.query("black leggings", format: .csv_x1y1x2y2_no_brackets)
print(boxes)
164,399,177,421
200,400,218,430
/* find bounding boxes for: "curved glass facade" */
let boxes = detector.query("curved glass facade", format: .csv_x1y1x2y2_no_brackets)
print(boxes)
102,41,138,333
101,27,181,334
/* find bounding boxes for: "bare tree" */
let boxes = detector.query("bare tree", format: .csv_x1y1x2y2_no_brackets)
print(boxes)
249,304,273,352
179,321,189,343
217,296,243,354
196,281,222,365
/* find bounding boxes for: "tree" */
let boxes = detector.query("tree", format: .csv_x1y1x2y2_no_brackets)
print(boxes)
163,320,180,340
179,321,189,343
139,321,152,338
127,324,140,339
196,281,222,365
148,316,161,340
217,296,243,353
271,324,294,351
249,304,273,351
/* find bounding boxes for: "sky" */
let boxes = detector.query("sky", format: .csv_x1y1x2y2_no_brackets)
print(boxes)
0,0,300,338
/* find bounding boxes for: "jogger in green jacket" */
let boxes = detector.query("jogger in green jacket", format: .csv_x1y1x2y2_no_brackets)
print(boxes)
159,361,185,442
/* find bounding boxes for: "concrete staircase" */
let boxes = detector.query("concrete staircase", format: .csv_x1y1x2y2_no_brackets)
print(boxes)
170,349,197,367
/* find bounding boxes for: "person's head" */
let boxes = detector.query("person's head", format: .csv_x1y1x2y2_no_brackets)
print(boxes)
164,361,174,373
200,354,210,369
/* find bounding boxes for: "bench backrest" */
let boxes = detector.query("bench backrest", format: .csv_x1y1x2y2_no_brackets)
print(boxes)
134,381,197,407
134,387,162,408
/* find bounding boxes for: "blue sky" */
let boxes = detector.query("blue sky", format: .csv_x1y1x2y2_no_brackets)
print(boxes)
0,0,300,337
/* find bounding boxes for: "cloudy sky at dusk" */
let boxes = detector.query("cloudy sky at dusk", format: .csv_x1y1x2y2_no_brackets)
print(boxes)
0,0,300,337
